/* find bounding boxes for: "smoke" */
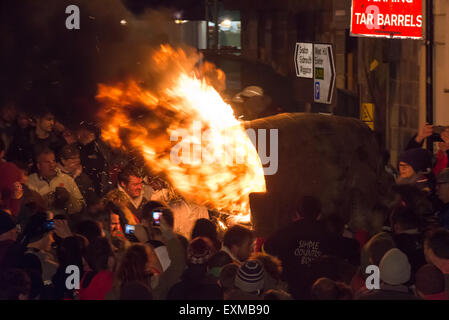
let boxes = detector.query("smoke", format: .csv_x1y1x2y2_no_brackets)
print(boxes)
0,0,186,126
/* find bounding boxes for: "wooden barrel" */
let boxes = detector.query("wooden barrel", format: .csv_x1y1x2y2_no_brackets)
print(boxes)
244,113,394,237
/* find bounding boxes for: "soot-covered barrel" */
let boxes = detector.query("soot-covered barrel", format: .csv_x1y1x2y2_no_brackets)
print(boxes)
245,113,393,237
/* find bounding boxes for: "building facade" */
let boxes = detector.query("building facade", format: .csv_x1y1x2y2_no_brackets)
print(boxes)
224,0,430,165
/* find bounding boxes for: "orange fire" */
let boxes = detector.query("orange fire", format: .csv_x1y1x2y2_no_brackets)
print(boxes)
96,45,266,223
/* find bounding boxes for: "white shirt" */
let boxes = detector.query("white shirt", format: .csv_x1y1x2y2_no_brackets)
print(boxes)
26,168,85,214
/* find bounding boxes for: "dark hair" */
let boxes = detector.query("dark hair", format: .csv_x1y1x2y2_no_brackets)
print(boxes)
298,196,321,220
86,237,114,273
35,147,55,161
78,122,101,139
75,220,103,243
218,262,239,290
22,211,51,244
116,244,156,288
311,278,338,300
311,278,353,300
0,269,31,300
390,206,419,230
56,235,88,270
223,225,253,249
426,229,449,259
118,166,143,185
191,218,218,242
59,143,80,160
0,139,5,154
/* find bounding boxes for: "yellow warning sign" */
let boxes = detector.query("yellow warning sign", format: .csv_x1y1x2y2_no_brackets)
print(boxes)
361,103,374,130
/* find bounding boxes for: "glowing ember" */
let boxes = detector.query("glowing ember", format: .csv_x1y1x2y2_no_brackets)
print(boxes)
96,45,266,223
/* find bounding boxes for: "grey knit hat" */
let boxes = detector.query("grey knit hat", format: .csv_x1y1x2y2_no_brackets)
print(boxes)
379,248,411,285
234,260,265,293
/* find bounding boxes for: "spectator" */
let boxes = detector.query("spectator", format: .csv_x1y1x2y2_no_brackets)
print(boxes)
309,255,357,294
406,123,449,177
5,112,32,166
51,235,88,300
226,259,265,300
353,232,396,296
390,206,426,276
207,250,233,280
218,262,239,299
21,212,58,288
323,214,361,266
0,210,19,268
106,243,157,300
263,196,336,299
250,252,286,292
75,220,104,243
26,148,85,214
167,237,221,300
79,237,115,300
105,165,155,221
435,168,449,229
215,225,253,266
119,281,153,300
191,218,221,251
311,278,353,300
424,229,449,297
107,214,186,300
392,184,435,231
0,269,31,300
136,206,175,272
415,264,448,300
77,122,114,196
58,144,98,206
0,161,24,218
357,248,418,300
7,111,64,166
396,148,433,192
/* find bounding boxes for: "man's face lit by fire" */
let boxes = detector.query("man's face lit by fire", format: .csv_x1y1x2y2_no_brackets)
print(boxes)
121,175,143,199
37,114,55,133
110,213,121,234
234,237,254,262
399,161,415,179
37,152,57,179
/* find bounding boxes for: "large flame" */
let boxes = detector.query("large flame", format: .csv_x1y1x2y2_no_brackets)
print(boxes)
96,45,266,223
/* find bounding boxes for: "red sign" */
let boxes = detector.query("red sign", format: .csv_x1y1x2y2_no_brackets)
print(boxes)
350,0,423,39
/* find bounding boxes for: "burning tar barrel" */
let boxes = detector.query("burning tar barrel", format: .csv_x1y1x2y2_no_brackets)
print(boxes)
245,113,394,238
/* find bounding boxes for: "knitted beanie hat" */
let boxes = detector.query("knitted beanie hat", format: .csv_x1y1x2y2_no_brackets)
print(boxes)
379,248,411,285
398,148,432,173
234,259,265,293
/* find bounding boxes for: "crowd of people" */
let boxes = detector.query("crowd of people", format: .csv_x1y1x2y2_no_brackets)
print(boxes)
1,104,449,300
